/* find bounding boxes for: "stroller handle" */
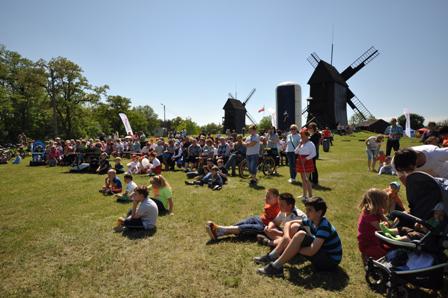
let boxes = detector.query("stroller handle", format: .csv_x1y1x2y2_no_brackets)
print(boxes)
389,211,433,230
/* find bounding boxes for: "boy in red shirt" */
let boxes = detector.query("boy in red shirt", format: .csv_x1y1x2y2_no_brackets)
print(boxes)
385,181,405,213
206,188,280,240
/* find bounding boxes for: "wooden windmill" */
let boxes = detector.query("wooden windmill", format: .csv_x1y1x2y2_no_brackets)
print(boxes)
222,88,257,133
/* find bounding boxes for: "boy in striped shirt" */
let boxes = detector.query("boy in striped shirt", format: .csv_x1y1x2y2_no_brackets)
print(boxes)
254,197,342,276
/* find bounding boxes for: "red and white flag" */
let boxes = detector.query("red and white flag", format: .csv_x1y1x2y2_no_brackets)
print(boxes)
258,106,265,113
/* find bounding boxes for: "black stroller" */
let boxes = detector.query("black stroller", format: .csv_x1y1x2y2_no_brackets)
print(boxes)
365,171,448,297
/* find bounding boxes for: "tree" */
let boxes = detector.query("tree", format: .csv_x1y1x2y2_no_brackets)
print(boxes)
398,113,425,130
258,116,272,132
200,122,223,135
349,114,376,127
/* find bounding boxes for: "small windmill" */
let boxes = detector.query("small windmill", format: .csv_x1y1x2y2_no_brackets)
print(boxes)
304,46,379,129
222,88,257,133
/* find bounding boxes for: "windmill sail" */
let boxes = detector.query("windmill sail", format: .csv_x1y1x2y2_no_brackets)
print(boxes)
341,46,379,81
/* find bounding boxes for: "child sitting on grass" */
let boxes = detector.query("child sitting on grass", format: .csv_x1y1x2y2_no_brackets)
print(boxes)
257,193,306,248
114,185,158,232
12,153,22,164
148,152,162,175
114,157,125,174
206,188,280,240
378,156,396,175
185,165,223,190
380,202,447,241
100,169,123,195
385,181,405,213
255,197,343,276
116,174,137,202
149,175,174,215
96,152,111,174
357,188,389,262
127,154,140,174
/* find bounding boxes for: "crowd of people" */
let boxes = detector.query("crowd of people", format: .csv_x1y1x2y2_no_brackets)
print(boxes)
3,118,448,282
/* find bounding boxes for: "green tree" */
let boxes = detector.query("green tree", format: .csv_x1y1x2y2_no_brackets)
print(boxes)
200,122,223,135
398,113,425,130
258,116,272,132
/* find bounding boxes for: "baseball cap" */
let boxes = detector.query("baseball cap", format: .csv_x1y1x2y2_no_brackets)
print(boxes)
389,181,400,190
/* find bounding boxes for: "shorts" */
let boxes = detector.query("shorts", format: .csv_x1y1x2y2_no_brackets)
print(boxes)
366,149,378,161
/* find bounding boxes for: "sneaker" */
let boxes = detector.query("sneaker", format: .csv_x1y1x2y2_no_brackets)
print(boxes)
206,221,218,240
253,254,275,265
288,178,296,183
256,263,284,277
185,181,194,185
256,234,272,247
113,225,124,233
213,185,222,191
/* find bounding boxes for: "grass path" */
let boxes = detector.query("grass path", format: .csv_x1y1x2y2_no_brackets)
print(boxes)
0,132,422,297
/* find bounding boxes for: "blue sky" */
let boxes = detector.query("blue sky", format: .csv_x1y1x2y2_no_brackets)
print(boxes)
1,0,447,125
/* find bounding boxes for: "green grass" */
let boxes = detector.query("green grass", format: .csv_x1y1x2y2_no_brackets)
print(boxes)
0,132,424,297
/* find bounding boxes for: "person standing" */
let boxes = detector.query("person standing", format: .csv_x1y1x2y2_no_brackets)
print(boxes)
244,125,261,186
384,118,403,156
285,124,301,183
295,128,316,199
308,122,321,185
365,135,384,172
266,127,280,174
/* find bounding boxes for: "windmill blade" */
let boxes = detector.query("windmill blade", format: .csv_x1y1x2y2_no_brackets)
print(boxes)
243,88,256,105
246,112,257,125
341,46,379,81
306,52,321,68
228,92,235,99
347,93,374,120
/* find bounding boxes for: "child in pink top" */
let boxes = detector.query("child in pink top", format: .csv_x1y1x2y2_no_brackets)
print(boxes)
357,188,389,262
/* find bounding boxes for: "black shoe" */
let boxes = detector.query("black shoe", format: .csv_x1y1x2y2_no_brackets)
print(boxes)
253,254,275,265
256,263,284,277
185,181,194,185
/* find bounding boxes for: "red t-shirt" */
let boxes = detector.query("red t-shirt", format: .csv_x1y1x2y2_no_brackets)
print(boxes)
260,202,280,225
357,210,382,251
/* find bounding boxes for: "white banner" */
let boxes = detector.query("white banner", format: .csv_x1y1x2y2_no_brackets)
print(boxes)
403,108,411,137
119,113,133,135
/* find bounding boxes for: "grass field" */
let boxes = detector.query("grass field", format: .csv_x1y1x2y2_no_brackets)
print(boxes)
0,132,430,297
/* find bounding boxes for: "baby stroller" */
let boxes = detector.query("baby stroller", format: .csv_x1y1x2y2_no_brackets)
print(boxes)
29,140,46,166
365,171,448,297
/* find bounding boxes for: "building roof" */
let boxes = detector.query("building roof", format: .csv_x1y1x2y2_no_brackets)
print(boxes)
223,98,246,111
308,60,348,86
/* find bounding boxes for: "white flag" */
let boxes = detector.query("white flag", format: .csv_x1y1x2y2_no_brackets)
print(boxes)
403,108,411,137
267,108,276,128
119,113,133,135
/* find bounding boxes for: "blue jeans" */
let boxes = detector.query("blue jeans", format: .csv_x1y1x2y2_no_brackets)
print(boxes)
286,152,297,179
246,154,258,176
235,216,265,236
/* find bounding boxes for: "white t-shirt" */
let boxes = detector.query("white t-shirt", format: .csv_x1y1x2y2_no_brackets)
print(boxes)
294,141,317,160
366,136,380,151
245,134,260,156
135,198,158,230
407,145,448,179
126,181,138,193
150,157,161,168
273,208,307,229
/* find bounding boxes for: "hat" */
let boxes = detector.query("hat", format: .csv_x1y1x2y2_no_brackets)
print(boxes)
389,181,400,190
433,202,445,212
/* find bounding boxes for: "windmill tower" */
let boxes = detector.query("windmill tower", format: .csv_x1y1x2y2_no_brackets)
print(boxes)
304,47,379,129
222,88,257,133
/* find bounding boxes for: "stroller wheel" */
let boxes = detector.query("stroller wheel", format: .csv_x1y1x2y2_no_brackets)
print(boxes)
387,285,408,298
365,267,388,293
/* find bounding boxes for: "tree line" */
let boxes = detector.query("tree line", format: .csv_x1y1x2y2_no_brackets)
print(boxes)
0,45,223,143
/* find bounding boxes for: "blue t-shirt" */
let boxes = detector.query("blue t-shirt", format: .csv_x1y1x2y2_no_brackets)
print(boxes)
112,177,122,189
302,217,342,264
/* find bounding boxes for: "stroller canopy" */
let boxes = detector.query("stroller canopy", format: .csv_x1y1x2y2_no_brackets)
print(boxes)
406,171,448,220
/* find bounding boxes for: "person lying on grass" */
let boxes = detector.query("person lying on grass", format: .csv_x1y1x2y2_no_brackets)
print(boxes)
114,185,158,232
206,188,280,240
100,169,122,195
149,175,174,215
116,174,137,203
254,197,342,277
256,193,306,248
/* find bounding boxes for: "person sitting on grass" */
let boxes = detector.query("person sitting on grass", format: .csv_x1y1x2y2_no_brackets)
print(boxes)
114,185,158,232
257,193,306,248
116,174,138,203
384,181,405,214
114,157,125,174
100,169,123,195
147,152,162,175
12,153,22,164
48,145,61,167
149,175,174,215
186,165,223,190
206,188,280,240
380,202,447,241
126,154,140,174
216,158,228,184
96,152,111,174
357,188,389,262
378,155,396,176
254,197,342,276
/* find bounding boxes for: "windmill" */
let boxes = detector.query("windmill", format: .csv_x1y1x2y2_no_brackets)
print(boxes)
222,88,257,133
303,46,379,129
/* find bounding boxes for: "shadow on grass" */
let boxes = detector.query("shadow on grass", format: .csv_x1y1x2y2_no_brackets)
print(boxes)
312,184,332,191
121,228,157,240
287,263,349,291
205,234,257,245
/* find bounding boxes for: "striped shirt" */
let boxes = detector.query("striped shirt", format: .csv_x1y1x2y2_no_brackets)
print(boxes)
302,217,343,264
